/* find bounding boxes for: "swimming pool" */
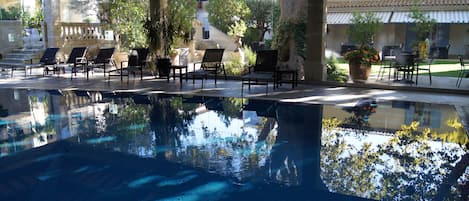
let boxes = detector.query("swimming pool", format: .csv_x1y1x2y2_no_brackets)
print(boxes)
0,88,467,200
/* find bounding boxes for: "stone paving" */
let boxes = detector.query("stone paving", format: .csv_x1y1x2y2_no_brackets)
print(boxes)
0,70,468,106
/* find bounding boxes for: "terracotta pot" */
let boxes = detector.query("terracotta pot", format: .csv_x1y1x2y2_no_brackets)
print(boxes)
349,62,371,83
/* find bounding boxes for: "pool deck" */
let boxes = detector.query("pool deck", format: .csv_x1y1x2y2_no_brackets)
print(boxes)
0,73,468,105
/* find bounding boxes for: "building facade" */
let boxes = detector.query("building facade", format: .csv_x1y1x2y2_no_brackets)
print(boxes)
326,0,469,58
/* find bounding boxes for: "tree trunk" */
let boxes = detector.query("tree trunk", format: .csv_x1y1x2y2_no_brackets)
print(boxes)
149,0,168,55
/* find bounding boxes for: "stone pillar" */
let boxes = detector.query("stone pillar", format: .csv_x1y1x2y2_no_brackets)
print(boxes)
304,0,326,82
42,0,61,48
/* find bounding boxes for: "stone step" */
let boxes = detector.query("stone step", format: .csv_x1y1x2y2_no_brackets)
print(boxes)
4,53,34,59
11,49,43,54
1,56,32,61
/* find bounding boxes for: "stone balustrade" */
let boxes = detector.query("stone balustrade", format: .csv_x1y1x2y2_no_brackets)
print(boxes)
59,22,111,41
55,22,119,59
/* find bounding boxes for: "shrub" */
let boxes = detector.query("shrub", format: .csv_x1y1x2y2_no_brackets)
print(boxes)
243,45,256,66
326,57,348,83
224,52,248,76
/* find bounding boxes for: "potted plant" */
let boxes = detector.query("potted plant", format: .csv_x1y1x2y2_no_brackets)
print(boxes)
344,12,382,83
344,45,380,83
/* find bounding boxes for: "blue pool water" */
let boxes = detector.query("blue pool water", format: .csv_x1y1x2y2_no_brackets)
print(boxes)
0,88,467,201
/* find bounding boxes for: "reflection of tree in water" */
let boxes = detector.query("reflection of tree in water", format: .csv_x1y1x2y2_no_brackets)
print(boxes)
321,118,468,200
150,96,196,147
104,98,153,154
176,120,279,183
216,98,244,127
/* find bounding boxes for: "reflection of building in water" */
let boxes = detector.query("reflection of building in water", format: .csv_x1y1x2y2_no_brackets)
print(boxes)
324,101,459,134
0,89,107,156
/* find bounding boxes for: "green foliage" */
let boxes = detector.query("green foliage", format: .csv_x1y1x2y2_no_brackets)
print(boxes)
326,57,348,83
409,8,436,40
0,5,21,20
143,0,196,56
224,52,248,76
242,27,260,47
218,98,245,126
344,45,380,65
22,8,43,29
207,0,250,33
149,96,196,136
347,12,382,47
321,119,467,200
273,20,306,60
228,20,247,37
99,0,148,51
167,0,196,44
433,118,469,148
243,45,256,66
245,0,276,42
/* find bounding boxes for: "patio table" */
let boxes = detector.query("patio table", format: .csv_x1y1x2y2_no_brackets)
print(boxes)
170,65,188,85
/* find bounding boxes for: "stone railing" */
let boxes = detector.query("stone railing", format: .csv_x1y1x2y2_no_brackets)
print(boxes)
55,22,119,59
59,22,113,41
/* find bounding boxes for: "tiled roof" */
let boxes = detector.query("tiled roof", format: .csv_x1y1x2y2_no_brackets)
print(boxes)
327,0,469,12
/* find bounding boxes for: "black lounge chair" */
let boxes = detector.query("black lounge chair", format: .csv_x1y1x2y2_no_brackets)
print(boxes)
3,48,59,77
86,48,116,80
118,48,150,81
241,50,278,94
45,47,87,77
187,49,226,86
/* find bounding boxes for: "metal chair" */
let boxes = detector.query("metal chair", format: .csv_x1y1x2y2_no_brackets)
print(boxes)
393,53,416,83
415,57,433,85
377,46,401,80
456,55,468,88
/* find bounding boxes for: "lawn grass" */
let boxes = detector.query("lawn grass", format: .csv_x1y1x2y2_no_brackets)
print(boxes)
420,70,460,77
335,63,463,78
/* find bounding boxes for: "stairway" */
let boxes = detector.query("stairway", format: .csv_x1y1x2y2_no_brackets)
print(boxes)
0,48,44,76
0,28,45,76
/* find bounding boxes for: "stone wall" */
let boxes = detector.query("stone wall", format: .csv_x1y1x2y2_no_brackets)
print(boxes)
0,0,18,8
0,20,22,55
449,24,469,57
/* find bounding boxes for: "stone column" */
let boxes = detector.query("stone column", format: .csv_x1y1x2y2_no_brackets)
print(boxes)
304,0,326,82
42,0,61,48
